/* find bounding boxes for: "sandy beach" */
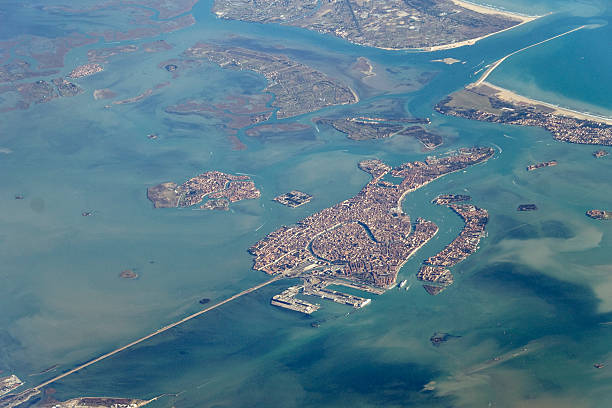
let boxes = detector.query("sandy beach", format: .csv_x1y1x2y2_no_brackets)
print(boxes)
450,0,536,20
475,81,612,125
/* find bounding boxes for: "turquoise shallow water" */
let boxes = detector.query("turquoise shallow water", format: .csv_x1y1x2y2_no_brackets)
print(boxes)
1,0,612,407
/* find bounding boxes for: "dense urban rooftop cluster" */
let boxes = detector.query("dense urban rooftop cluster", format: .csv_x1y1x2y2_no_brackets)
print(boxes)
68,63,104,78
416,196,489,295
424,203,488,267
182,43,358,119
249,147,494,289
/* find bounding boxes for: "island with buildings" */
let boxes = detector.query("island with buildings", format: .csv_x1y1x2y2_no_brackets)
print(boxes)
436,83,612,146
45,397,150,408
0,376,22,398
147,171,260,209
315,116,442,148
416,195,488,295
211,0,533,51
586,210,612,220
593,150,609,158
249,147,494,313
182,43,358,119
274,191,313,208
526,161,557,171
68,63,104,78
119,269,139,279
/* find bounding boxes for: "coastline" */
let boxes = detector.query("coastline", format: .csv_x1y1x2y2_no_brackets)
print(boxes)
419,17,541,52
450,0,537,20
473,81,612,125
345,2,543,52
414,1,543,53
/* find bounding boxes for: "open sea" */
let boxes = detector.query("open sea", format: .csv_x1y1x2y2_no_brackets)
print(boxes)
1,0,611,407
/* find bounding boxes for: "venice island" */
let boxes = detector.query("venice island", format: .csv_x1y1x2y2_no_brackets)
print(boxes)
250,147,494,314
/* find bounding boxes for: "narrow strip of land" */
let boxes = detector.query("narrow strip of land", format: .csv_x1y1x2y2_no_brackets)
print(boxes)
33,276,282,390
475,25,585,85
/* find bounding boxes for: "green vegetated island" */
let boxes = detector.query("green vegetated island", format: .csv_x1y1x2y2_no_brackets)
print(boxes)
212,0,535,50
250,147,494,314
182,43,358,119
315,116,443,149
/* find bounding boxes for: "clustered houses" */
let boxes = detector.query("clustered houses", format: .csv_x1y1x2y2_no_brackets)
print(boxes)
183,43,358,119
249,147,494,289
68,63,103,78
416,199,488,295
437,95,612,146
417,265,454,285
274,191,313,208
424,204,488,267
178,171,259,206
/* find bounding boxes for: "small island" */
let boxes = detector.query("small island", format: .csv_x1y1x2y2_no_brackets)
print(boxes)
432,194,471,205
147,171,260,209
593,150,609,158
119,269,139,279
430,332,460,346
315,116,441,148
586,210,612,220
527,161,557,171
274,191,313,208
68,63,103,78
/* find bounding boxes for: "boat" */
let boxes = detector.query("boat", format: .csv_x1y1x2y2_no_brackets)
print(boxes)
398,280,408,288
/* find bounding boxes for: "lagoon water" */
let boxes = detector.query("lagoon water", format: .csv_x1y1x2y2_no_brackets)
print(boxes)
1,0,612,407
